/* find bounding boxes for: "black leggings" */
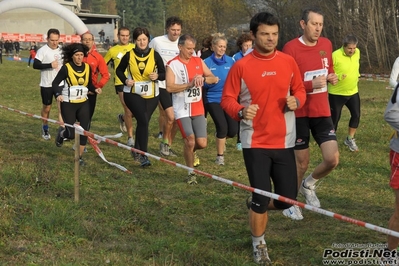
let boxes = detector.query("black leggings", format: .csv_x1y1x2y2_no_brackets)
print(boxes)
124,93,159,152
329,93,360,131
87,93,97,121
60,101,91,146
206,102,238,139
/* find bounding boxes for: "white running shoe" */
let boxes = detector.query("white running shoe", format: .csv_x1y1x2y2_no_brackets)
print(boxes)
117,114,127,132
169,148,178,157
127,137,134,147
253,241,272,265
344,137,359,152
159,142,170,156
299,180,321,208
42,128,51,140
215,155,225,165
282,205,303,220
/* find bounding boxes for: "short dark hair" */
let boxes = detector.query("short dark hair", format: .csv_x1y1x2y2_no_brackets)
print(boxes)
178,34,196,46
202,35,213,49
118,26,130,35
301,6,324,23
250,12,280,36
343,34,358,47
132,27,150,42
47,28,60,38
166,16,183,29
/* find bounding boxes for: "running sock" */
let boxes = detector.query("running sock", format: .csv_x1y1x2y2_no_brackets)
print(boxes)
217,154,223,156
43,124,49,131
252,234,266,251
347,135,354,140
304,174,318,187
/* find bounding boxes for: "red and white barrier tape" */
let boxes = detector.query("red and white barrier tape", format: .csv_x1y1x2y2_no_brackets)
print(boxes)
1,103,399,238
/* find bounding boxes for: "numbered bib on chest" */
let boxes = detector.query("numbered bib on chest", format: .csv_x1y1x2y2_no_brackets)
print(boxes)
184,87,202,103
304,69,328,95
133,81,154,96
69,85,88,103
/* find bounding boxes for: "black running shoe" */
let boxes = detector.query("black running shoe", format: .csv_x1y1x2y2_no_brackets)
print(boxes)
55,127,65,147
139,154,151,167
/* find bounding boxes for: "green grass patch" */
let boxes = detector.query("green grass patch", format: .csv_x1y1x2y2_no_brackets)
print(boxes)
0,53,396,265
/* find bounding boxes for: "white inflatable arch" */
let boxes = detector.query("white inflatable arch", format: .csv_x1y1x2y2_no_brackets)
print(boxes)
0,0,89,35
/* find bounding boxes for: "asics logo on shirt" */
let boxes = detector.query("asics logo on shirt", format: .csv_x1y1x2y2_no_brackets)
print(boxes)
262,71,276,77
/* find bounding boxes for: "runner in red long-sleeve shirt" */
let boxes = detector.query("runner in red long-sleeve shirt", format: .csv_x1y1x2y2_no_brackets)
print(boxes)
281,6,339,220
221,12,306,265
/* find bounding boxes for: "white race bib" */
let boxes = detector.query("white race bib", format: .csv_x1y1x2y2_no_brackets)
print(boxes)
304,69,328,94
69,85,88,103
116,52,124,59
184,87,201,103
133,81,154,96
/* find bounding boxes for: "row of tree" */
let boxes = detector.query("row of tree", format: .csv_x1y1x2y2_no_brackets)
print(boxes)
81,0,399,74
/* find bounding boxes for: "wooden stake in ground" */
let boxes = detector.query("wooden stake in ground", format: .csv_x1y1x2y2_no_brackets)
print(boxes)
74,131,80,203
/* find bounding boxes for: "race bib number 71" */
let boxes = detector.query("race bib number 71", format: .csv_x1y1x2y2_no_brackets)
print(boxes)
69,85,88,103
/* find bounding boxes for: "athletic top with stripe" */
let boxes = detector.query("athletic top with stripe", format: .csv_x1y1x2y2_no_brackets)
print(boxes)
104,43,135,86
52,62,95,103
167,56,205,119
282,37,334,118
328,47,360,96
221,49,306,149
34,44,64,87
116,47,165,99
232,51,244,61
203,53,235,104
149,35,180,89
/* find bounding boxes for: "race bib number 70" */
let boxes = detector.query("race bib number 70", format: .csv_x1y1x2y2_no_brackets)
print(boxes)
133,81,153,96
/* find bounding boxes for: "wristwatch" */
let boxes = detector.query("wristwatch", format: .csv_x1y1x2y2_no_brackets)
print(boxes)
238,108,244,120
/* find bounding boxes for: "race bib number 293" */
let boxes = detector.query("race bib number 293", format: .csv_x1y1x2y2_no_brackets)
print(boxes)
184,87,201,103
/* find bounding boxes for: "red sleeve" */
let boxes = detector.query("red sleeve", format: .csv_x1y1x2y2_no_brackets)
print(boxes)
96,55,110,89
290,58,307,108
327,41,335,75
220,64,244,121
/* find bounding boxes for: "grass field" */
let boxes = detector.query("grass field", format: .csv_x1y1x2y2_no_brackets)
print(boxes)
0,52,397,265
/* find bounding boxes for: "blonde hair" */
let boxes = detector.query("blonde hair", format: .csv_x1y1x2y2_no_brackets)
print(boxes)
211,32,227,46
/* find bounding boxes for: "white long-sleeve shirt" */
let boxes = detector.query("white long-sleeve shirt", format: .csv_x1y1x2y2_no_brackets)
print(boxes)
389,57,399,88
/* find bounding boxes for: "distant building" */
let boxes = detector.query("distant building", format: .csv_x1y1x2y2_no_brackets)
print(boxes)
0,0,120,44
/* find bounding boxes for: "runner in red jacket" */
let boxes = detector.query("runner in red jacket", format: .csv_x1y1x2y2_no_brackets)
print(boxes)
81,32,110,120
